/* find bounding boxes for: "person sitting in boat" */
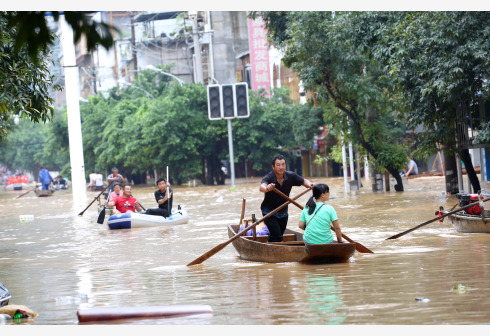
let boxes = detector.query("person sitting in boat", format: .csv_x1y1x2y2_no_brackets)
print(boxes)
93,171,104,189
298,184,343,245
402,157,418,176
104,185,143,214
87,170,97,187
238,218,270,236
108,183,123,202
53,176,66,189
38,167,54,190
143,178,173,217
106,167,125,195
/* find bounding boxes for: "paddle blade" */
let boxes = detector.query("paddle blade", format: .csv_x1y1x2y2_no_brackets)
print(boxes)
187,242,228,266
354,242,374,253
97,207,106,224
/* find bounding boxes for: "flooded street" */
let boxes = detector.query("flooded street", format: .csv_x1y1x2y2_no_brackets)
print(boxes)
1,176,489,325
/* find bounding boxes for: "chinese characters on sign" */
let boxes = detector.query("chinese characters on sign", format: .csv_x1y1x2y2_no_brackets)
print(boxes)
247,16,271,92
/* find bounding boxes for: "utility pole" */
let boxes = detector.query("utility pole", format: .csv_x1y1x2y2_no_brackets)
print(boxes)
60,14,87,205
109,12,119,88
130,11,137,73
189,11,203,83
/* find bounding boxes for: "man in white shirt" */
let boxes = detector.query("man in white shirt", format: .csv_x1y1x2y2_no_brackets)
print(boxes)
87,170,97,187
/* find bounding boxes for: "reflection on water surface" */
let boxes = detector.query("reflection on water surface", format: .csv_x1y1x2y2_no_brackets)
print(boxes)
0,176,489,325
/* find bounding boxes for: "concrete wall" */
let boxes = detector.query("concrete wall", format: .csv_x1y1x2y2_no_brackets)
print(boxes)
210,11,249,84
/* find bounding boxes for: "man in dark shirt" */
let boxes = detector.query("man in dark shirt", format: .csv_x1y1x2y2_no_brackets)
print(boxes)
144,178,173,217
260,154,313,242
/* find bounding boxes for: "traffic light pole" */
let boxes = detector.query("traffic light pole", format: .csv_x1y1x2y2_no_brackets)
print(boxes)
227,119,236,189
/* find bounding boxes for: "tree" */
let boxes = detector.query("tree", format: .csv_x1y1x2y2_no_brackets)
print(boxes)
233,87,298,175
0,11,116,139
0,13,60,139
256,11,409,191
367,11,490,192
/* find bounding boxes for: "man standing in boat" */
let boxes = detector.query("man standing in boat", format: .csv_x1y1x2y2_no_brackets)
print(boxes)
38,166,54,190
104,185,143,214
143,178,173,218
260,154,313,242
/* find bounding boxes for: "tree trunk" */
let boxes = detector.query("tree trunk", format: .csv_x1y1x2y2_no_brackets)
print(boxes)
459,148,481,193
444,153,459,194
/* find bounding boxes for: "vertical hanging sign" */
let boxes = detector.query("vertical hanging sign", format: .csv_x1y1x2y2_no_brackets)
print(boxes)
247,14,271,93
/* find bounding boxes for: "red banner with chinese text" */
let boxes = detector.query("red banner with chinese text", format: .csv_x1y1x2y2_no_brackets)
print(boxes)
247,15,271,92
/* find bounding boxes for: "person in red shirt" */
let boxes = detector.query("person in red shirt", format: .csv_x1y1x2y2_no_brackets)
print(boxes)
104,185,142,214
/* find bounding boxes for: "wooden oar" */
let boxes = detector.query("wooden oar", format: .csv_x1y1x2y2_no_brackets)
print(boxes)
97,205,107,224
14,186,37,199
272,187,374,254
386,196,490,240
187,187,312,266
78,181,115,216
239,198,246,225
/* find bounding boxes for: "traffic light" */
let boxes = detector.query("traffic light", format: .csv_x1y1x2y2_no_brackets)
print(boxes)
234,83,249,118
207,85,222,120
221,84,235,119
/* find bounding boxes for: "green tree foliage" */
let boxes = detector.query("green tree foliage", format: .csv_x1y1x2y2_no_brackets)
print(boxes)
256,11,409,190
233,87,298,172
365,11,490,192
4,11,114,63
0,108,69,177
1,11,115,139
0,13,61,139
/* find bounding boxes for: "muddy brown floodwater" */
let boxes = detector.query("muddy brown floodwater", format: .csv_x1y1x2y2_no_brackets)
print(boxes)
0,176,489,326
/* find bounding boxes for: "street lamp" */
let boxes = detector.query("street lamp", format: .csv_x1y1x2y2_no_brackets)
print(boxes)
145,65,185,87
117,79,154,98
13,113,20,125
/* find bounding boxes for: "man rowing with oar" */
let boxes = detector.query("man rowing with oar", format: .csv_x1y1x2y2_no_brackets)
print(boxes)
259,154,313,242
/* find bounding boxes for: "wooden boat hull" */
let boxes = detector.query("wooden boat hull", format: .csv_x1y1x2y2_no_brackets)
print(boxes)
227,225,356,264
107,209,189,229
77,304,213,323
447,213,490,233
35,189,54,197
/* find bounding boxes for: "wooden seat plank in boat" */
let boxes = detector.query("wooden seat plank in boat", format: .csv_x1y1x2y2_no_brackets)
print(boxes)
228,224,355,264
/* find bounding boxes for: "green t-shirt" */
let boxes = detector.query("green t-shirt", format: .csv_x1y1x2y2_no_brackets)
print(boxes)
300,202,338,244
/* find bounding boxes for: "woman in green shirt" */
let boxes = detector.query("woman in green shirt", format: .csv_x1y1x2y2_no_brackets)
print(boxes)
298,184,343,245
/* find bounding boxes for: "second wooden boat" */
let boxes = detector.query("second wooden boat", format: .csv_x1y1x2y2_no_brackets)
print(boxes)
77,304,213,323
227,224,356,264
446,212,490,233
35,189,54,197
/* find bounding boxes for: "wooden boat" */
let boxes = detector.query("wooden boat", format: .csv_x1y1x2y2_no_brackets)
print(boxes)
107,209,189,230
227,224,356,264
35,189,54,197
77,305,213,323
446,212,490,233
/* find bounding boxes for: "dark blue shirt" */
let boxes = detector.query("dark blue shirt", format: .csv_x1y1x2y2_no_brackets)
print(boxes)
261,170,304,217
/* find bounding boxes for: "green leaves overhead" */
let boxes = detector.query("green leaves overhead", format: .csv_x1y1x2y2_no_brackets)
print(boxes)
0,13,61,139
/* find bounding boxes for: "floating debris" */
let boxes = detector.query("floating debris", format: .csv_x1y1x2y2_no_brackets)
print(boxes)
415,297,430,303
452,284,470,294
